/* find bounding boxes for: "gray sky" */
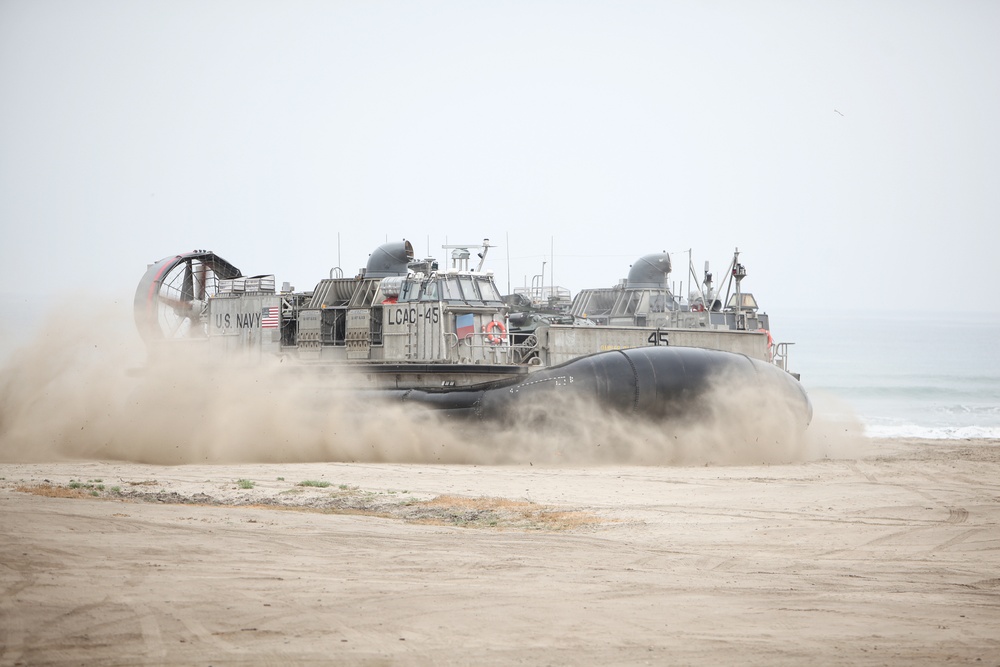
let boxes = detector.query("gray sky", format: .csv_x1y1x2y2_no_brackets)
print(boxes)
2,0,998,315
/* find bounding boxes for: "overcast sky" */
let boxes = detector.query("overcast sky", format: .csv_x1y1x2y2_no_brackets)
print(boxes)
2,0,998,318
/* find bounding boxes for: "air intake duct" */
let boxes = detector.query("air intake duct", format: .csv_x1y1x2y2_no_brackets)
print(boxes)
365,240,414,278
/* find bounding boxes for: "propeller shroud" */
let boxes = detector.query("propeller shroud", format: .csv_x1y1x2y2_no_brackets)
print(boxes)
133,251,242,341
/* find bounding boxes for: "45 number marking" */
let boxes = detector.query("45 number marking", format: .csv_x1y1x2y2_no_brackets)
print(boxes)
647,331,669,346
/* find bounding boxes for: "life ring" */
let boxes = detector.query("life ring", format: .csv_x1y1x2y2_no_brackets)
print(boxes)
691,303,705,312
483,320,507,345
760,328,774,360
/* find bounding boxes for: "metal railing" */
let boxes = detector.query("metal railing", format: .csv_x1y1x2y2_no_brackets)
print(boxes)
772,341,794,373
443,331,539,365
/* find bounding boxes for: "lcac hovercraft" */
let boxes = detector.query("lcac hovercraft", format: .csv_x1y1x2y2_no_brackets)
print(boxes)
134,239,811,426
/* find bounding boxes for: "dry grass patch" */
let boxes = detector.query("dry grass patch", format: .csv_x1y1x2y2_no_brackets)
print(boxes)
16,484,91,499
9,482,603,531
407,494,601,530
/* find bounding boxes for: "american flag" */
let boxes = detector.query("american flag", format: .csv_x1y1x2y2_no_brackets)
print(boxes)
261,306,280,329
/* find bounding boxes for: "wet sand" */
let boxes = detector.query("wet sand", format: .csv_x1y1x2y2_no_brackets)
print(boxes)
2,438,999,666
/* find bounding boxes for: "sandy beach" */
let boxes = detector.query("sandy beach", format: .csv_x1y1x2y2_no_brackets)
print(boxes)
1,437,998,666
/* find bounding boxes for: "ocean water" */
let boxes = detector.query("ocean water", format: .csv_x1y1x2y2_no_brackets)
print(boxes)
777,309,1000,440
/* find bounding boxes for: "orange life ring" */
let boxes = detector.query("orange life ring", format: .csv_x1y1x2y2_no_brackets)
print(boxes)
759,328,774,360
483,320,507,345
691,303,705,312
761,328,773,348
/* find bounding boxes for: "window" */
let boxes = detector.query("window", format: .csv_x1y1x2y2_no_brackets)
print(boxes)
419,280,439,301
440,278,462,301
477,278,502,302
458,276,480,302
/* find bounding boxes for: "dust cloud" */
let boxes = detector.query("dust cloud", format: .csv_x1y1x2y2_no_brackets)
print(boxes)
489,369,861,467
0,300,863,467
